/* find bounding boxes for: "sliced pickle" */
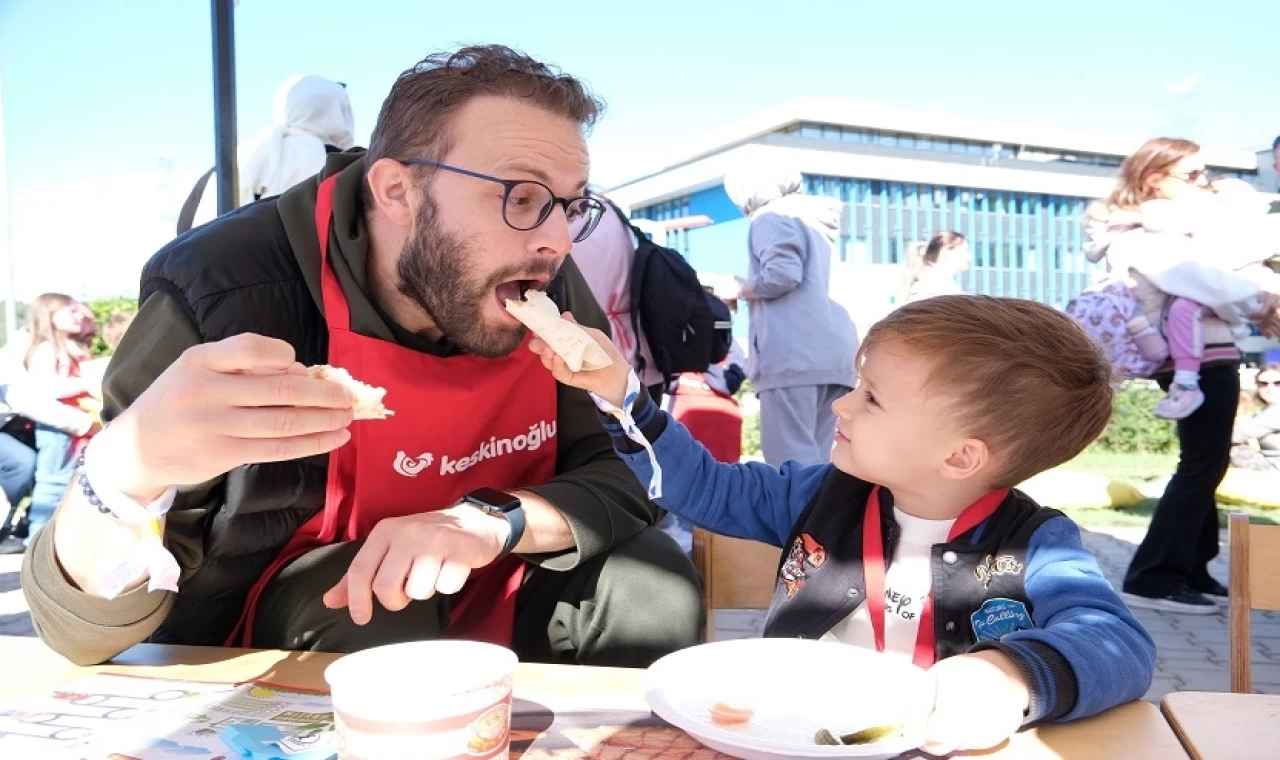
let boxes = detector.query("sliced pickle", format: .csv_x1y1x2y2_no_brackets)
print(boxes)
838,724,904,745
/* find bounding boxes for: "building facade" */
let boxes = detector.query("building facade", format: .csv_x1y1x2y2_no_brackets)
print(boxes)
607,98,1270,329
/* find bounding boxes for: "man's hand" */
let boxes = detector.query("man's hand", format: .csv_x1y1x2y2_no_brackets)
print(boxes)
322,505,510,625
528,313,632,408
1249,292,1280,338
918,651,1030,755
97,333,357,502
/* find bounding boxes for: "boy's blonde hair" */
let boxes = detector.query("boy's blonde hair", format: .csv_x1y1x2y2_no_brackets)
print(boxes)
859,295,1113,487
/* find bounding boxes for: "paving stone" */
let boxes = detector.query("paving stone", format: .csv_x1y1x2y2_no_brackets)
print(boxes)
1175,670,1229,692
1142,677,1182,703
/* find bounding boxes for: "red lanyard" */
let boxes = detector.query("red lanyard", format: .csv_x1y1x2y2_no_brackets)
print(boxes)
861,486,1008,668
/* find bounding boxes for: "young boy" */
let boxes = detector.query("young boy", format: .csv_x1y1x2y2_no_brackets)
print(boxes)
530,295,1155,756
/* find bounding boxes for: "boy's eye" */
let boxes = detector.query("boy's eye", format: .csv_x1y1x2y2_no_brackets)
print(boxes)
864,390,878,407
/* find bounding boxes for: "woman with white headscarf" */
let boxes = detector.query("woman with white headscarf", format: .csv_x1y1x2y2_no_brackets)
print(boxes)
180,75,356,234
722,158,858,466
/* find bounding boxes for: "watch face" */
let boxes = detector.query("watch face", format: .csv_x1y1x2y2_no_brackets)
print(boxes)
465,488,521,512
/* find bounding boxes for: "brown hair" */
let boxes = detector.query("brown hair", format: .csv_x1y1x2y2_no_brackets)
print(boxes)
24,292,77,373
102,310,135,352
1101,137,1202,212
903,230,967,297
859,295,1114,487
365,45,603,174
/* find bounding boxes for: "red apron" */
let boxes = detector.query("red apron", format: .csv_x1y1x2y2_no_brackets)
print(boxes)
232,175,558,648
669,373,742,464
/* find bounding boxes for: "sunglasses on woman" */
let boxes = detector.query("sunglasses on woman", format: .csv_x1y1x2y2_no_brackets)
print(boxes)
1168,168,1210,185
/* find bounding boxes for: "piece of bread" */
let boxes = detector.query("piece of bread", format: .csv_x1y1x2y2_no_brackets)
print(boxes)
504,290,613,372
307,365,393,419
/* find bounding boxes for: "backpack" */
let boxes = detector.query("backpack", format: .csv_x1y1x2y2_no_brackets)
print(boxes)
610,204,732,384
1065,278,1162,381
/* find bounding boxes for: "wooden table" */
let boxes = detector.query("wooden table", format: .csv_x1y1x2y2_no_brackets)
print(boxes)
1162,691,1280,760
0,635,1187,758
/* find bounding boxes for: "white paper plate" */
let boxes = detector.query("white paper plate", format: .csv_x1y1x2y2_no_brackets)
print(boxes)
644,639,931,760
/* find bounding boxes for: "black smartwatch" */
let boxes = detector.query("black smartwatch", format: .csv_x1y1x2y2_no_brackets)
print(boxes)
463,488,525,556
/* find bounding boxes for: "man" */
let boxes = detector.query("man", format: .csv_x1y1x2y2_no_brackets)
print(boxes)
23,45,702,666
722,161,858,466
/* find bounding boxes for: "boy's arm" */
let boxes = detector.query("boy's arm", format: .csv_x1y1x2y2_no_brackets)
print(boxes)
596,384,829,547
970,516,1155,723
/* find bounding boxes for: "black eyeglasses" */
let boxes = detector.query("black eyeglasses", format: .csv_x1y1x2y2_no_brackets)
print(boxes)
400,159,605,244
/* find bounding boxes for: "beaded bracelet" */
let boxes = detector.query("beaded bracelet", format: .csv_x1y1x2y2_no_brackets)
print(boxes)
75,449,113,516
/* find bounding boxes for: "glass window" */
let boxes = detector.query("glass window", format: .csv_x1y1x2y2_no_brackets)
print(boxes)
840,128,860,142
878,131,896,147
800,124,822,139
897,134,917,149
951,140,968,153
917,137,934,151
967,142,986,155
822,125,842,141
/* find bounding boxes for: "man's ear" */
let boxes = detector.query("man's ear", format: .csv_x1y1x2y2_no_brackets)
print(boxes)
939,438,990,482
365,158,418,228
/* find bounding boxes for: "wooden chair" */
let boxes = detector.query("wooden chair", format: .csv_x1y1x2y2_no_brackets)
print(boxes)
1228,513,1280,693
692,527,781,642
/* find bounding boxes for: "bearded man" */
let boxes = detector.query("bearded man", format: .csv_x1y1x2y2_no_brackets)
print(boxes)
23,45,703,666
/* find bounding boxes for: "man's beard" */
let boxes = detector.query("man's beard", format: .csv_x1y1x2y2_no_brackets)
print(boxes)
396,193,559,358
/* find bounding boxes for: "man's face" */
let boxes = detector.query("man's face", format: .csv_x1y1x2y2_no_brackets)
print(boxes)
396,96,590,358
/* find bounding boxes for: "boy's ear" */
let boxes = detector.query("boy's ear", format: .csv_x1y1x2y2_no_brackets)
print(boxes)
940,438,990,481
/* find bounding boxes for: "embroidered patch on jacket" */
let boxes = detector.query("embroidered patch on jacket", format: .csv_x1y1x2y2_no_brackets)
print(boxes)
779,533,827,598
975,554,1024,588
970,597,1034,642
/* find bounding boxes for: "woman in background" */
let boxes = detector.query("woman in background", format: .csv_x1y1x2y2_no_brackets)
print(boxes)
902,230,970,304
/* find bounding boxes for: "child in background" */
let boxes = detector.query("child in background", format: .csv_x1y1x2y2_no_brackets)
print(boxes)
531,295,1154,756
1087,174,1280,419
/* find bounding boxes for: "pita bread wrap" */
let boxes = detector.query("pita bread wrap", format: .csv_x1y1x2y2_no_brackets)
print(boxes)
504,290,613,372
307,365,394,419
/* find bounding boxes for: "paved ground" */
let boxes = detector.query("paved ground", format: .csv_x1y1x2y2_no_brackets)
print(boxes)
2,526,1276,701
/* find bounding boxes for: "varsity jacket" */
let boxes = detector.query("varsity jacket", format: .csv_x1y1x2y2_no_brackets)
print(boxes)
600,390,1155,724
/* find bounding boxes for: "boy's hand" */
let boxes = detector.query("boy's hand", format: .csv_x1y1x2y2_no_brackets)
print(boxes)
528,313,632,408
919,650,1030,755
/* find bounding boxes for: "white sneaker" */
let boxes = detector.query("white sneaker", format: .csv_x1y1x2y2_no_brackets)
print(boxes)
1154,385,1205,420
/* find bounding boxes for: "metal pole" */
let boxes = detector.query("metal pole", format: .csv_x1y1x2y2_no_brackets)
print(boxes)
211,0,238,213
0,61,15,344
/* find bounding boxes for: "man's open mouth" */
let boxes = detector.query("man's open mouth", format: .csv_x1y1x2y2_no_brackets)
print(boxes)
495,277,551,307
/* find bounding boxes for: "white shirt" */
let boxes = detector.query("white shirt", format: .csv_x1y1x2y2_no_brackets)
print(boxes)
822,508,956,660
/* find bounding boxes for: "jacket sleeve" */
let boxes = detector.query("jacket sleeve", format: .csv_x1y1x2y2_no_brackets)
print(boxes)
595,389,828,548
21,289,218,665
518,257,660,570
1234,405,1280,443
746,213,808,300
972,516,1155,723
1115,232,1265,323
4,380,94,436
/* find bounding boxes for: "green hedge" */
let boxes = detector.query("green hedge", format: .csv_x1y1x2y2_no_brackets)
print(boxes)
1093,382,1179,454
84,296,139,358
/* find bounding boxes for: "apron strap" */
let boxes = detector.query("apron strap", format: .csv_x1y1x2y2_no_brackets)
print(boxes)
315,175,351,331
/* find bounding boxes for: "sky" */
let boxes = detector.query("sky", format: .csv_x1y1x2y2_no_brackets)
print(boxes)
1,0,1278,300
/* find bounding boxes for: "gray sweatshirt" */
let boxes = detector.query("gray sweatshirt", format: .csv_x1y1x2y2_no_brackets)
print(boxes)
737,191,858,392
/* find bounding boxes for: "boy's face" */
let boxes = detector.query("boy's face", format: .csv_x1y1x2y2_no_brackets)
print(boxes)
832,341,986,489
